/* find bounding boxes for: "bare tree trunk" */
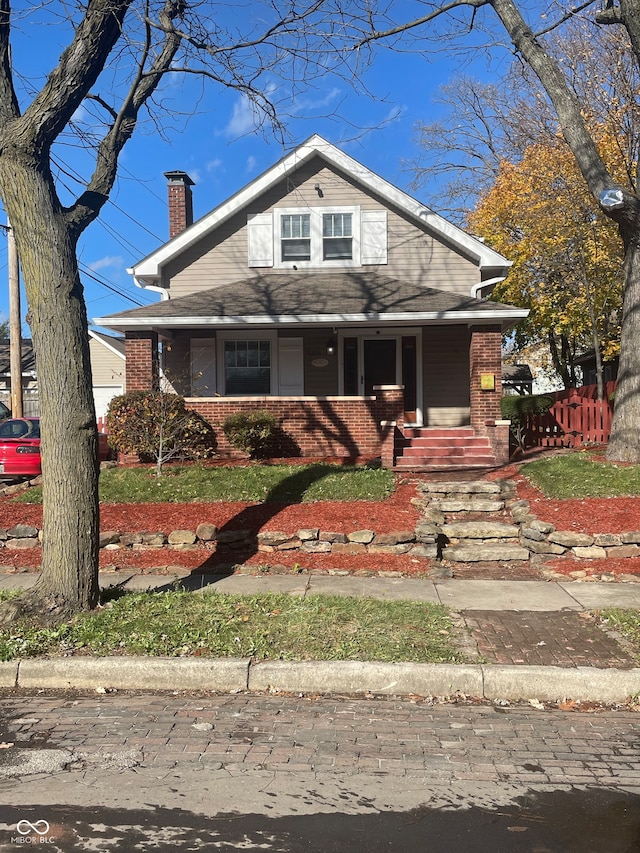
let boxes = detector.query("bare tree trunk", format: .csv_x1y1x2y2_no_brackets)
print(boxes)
607,230,640,460
548,331,576,389
0,164,99,624
488,0,640,459
582,270,605,400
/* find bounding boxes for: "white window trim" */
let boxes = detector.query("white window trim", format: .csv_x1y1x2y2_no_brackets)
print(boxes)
274,206,361,269
216,330,278,396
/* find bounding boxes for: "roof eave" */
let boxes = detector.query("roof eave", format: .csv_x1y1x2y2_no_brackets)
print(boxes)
94,308,529,333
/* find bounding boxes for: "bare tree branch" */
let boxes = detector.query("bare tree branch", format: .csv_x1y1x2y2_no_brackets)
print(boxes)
0,0,19,125
20,0,131,154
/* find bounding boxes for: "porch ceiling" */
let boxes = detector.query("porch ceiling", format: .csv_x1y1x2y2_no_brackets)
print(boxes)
95,272,528,332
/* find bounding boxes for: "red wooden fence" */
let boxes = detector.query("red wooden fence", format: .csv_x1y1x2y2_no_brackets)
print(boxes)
524,382,615,448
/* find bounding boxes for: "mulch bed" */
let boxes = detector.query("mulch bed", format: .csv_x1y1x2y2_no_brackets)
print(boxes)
2,455,640,580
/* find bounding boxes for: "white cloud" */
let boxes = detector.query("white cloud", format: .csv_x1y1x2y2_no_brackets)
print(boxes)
71,104,90,123
292,87,342,114
245,155,257,174
88,255,124,273
220,83,277,138
222,95,260,137
206,158,223,173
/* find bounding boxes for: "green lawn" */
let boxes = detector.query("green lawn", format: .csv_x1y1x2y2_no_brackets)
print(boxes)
599,609,640,663
0,590,465,664
521,452,640,499
14,462,396,505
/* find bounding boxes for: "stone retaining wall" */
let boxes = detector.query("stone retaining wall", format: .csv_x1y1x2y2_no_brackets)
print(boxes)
0,523,434,559
415,480,640,564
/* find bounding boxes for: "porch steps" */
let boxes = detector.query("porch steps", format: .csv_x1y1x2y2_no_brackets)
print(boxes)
394,427,497,470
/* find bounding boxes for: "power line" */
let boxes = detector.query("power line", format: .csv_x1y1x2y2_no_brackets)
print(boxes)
78,264,145,308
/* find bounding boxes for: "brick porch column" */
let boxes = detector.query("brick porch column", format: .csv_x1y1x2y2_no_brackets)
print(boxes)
125,332,159,391
469,326,502,432
374,385,404,468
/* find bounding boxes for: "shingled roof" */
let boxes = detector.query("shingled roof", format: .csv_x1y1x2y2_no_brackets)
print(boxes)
97,272,526,330
0,339,36,377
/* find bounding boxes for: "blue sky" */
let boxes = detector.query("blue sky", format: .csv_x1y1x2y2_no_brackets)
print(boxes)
0,4,509,335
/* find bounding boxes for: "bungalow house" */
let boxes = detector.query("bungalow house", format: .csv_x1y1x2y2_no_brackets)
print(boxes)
95,135,527,468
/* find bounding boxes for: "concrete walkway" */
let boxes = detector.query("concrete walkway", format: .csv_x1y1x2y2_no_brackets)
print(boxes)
1,572,639,703
4,571,640,610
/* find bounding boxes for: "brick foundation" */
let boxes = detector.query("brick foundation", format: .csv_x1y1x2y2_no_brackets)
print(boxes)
188,387,404,462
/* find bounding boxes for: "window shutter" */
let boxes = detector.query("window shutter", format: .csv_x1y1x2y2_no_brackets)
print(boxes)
361,210,387,265
247,213,274,267
278,337,304,395
191,342,217,396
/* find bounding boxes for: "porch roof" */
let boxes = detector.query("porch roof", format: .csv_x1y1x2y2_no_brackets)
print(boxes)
95,272,528,332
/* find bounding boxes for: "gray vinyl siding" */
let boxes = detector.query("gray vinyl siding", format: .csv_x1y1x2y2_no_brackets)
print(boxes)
422,325,471,427
163,158,479,299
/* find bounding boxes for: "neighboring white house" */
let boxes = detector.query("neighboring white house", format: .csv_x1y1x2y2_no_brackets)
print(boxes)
88,330,126,419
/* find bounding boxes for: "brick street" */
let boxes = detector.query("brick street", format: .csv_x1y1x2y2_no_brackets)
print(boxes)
0,691,639,850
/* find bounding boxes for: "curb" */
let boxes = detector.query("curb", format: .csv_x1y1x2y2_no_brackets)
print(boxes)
2,657,640,703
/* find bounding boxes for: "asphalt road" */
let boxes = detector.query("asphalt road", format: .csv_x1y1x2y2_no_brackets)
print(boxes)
0,690,639,851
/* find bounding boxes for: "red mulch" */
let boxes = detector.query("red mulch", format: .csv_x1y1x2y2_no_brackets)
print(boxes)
2,454,640,579
0,480,419,535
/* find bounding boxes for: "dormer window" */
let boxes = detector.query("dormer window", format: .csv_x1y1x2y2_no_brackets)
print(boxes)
247,206,387,269
281,214,311,262
275,206,359,268
323,213,352,260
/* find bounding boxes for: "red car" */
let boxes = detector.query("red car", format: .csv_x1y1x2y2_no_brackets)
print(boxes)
0,418,110,479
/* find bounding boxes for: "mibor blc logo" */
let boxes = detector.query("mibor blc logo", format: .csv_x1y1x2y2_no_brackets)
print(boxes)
11,819,54,844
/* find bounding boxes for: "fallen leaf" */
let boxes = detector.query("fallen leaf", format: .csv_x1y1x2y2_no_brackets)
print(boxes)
0,742,14,749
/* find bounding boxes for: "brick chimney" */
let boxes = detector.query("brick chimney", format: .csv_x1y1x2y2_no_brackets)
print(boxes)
164,170,195,238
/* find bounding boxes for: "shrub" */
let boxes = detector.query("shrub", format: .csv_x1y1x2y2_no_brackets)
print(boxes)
106,391,216,473
501,394,553,452
223,410,278,459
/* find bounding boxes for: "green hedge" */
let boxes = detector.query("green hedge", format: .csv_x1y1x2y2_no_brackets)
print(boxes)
501,393,553,422
223,410,278,459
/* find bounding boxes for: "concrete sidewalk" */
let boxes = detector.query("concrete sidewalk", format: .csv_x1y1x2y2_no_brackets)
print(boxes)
1,572,640,703
4,570,640,610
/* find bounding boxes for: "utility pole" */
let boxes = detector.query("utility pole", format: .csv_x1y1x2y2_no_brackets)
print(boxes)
7,217,23,418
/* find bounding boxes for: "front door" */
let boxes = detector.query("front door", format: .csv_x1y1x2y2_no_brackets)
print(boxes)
363,338,397,396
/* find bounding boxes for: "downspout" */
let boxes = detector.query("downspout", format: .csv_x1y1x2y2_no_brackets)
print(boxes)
127,272,170,301
470,277,506,300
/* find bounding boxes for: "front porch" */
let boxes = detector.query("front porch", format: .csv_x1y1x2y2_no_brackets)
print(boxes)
123,323,511,469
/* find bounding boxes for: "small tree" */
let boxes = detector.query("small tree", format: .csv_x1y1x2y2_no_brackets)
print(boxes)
107,391,216,476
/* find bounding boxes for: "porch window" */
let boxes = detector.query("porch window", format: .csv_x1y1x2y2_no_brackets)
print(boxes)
224,340,271,394
323,213,352,260
281,214,311,262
